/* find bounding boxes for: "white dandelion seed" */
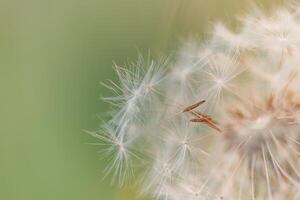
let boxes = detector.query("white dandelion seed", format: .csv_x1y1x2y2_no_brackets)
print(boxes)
102,55,168,141
86,129,138,186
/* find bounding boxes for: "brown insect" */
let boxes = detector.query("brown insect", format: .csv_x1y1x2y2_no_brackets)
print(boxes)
183,100,205,112
183,100,221,132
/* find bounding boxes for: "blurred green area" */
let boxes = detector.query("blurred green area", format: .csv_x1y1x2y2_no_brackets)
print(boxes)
0,0,283,199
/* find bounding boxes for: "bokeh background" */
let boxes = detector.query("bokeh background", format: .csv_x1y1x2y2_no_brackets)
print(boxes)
0,0,284,199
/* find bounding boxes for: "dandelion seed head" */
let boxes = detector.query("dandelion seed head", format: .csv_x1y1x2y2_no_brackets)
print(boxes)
95,4,300,200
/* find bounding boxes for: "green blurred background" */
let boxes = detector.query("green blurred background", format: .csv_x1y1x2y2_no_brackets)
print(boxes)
0,0,283,199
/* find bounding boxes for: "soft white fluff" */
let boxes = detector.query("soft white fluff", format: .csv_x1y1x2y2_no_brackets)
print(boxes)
96,5,300,200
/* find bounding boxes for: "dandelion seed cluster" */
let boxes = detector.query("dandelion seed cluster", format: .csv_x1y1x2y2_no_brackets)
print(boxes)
94,6,300,200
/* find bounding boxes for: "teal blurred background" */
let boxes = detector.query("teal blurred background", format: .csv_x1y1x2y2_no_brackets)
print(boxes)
0,0,283,199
